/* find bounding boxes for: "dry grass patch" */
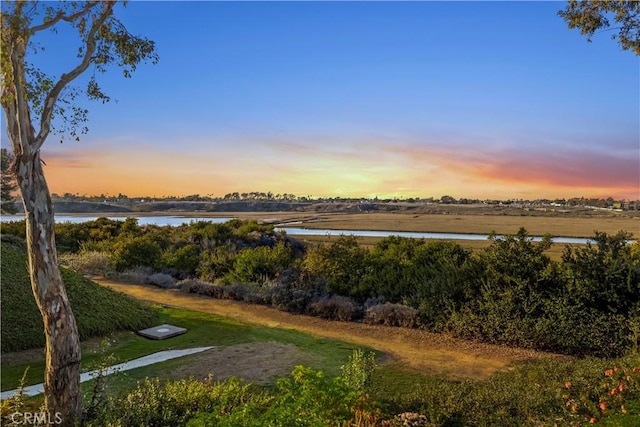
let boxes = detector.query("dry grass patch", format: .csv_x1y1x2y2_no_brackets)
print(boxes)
168,342,315,385
294,212,638,238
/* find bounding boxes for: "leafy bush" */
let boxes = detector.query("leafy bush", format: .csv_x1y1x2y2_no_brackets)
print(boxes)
364,303,418,328
181,281,223,298
341,349,377,394
189,366,358,427
232,241,294,284
303,235,373,301
309,295,362,321
162,244,199,277
111,236,162,271
59,250,113,276
92,376,264,427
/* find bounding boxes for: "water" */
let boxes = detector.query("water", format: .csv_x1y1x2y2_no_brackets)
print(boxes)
0,214,604,244
0,215,234,227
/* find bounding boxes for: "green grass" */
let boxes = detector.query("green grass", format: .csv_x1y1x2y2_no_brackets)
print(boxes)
0,235,158,353
1,306,369,392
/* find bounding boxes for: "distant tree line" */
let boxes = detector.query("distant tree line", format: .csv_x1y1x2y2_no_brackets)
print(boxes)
46,191,639,211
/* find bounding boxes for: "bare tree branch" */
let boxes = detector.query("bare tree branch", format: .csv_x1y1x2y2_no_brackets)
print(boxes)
33,1,114,150
28,1,100,34
10,45,34,157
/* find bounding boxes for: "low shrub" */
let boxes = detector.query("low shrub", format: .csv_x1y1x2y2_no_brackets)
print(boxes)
176,278,212,291
147,273,176,289
189,366,359,427
309,295,362,321
219,283,251,301
365,303,418,328
90,376,265,427
267,285,318,314
116,266,154,285
59,250,113,276
181,281,222,298
341,349,377,394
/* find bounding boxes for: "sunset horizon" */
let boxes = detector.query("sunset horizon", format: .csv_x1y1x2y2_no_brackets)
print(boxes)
2,1,638,202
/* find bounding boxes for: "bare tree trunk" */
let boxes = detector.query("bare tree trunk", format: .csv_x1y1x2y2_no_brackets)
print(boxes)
15,151,82,426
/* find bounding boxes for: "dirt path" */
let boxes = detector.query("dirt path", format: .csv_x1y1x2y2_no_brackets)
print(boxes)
96,279,569,380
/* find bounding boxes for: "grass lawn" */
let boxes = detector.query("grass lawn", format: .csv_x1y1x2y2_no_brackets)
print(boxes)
1,305,372,394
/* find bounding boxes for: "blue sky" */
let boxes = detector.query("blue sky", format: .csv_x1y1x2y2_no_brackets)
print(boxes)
4,1,639,199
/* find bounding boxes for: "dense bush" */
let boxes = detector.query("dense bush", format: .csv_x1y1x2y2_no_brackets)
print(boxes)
232,241,295,284
365,303,418,328
111,236,162,271
94,376,264,427
188,366,358,427
309,296,362,321
162,244,199,277
303,235,373,301
59,250,113,276
147,272,177,289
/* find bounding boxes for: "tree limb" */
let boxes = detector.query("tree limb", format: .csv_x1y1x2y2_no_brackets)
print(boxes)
10,44,33,157
28,1,100,34
33,1,115,150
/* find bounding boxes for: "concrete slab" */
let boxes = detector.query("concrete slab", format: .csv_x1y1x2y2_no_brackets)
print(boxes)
137,324,187,340
0,346,214,400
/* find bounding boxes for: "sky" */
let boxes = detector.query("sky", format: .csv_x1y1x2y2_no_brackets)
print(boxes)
2,0,639,200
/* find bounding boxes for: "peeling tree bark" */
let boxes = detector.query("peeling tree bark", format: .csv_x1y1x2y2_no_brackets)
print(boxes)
16,149,82,425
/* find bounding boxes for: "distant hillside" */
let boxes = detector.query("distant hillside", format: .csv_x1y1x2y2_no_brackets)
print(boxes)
13,201,133,214
4,198,635,218
0,236,158,352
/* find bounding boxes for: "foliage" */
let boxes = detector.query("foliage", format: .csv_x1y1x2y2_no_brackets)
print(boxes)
559,0,640,55
189,366,358,427
162,244,199,277
374,354,640,426
59,250,114,276
309,295,362,321
303,235,373,300
92,376,263,427
341,349,377,394
16,215,638,359
562,361,640,424
111,235,162,271
364,303,418,328
562,230,639,315
0,238,157,352
231,241,295,284
0,148,18,214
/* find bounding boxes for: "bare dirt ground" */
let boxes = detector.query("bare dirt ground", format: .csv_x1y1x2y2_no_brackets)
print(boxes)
169,342,316,385
96,280,570,381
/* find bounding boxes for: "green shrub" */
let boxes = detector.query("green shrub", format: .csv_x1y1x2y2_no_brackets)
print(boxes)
232,241,294,284
162,244,199,277
303,235,373,301
189,366,358,427
111,236,162,271
341,349,377,394
93,376,264,427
